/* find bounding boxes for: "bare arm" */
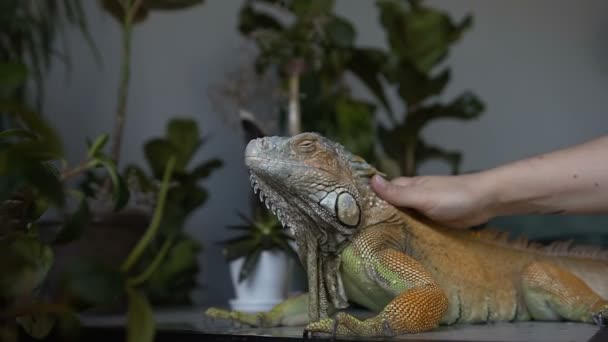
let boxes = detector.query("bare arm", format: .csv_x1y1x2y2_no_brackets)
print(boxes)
371,135,608,228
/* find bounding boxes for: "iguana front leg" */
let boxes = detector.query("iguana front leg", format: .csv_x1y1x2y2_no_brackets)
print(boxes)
205,293,309,327
305,248,448,337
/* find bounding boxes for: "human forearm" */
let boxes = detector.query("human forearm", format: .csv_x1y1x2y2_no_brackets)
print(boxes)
479,135,608,217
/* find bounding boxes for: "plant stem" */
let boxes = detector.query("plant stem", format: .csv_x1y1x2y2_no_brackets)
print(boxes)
109,0,142,165
127,236,174,287
121,156,176,273
403,138,417,176
287,59,304,136
60,159,95,181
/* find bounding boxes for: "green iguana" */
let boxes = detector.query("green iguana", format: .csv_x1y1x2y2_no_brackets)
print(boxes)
206,132,608,337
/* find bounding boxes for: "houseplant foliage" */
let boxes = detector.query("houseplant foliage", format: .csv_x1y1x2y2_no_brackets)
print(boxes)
375,0,484,176
220,209,296,283
98,0,205,165
0,61,130,340
0,0,95,105
238,0,389,160
124,118,223,305
238,0,484,176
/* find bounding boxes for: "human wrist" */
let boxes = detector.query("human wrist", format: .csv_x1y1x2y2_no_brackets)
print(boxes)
472,168,504,221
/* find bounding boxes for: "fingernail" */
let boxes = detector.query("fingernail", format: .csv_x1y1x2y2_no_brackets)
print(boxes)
371,174,388,188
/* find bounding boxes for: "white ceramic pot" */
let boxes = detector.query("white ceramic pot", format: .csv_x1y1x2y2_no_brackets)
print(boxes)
228,250,290,312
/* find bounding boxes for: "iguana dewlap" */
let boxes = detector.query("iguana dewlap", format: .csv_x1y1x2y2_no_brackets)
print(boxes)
206,132,608,337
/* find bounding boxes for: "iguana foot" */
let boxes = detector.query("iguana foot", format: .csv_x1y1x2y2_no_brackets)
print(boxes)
591,302,608,326
205,307,266,327
304,312,393,337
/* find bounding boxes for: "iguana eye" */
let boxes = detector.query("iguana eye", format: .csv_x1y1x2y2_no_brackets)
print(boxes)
297,139,316,153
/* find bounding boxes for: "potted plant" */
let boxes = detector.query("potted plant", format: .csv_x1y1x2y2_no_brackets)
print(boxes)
124,118,222,306
219,207,298,312
0,61,175,342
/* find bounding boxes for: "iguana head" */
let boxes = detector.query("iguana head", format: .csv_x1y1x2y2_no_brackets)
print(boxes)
245,132,389,253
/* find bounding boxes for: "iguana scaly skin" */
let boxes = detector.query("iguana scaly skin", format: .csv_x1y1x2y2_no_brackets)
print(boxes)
206,132,608,337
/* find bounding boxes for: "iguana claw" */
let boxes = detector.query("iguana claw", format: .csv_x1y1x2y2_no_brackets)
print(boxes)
592,304,608,327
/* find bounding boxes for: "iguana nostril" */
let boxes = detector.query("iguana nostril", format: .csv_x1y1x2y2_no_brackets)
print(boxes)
260,138,270,150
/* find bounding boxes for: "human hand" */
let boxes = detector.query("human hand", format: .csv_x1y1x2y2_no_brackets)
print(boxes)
370,174,495,229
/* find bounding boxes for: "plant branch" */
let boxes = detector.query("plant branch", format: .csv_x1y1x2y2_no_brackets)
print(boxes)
109,0,143,165
287,59,304,136
127,236,174,287
60,159,95,181
121,156,176,273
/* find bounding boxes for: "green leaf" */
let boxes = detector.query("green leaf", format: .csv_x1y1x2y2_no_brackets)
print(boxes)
377,0,472,73
238,248,262,283
221,237,258,262
0,233,54,301
144,139,177,179
389,63,451,105
238,4,284,36
0,129,38,141
126,288,155,342
16,314,55,339
53,196,92,245
166,118,200,170
326,16,355,48
291,0,334,16
63,258,124,306
93,155,130,210
346,48,392,116
415,140,462,175
0,63,28,95
445,91,485,120
190,158,223,180
87,133,109,158
0,101,63,158
334,98,375,160
144,0,204,10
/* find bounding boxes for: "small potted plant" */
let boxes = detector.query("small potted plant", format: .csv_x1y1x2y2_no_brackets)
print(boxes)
219,206,298,312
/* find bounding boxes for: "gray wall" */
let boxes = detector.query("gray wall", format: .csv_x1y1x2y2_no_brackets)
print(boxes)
43,0,608,305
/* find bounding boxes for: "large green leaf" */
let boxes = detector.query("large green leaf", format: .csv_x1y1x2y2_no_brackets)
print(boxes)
19,162,64,206
144,139,177,179
126,288,155,342
0,101,63,158
388,63,451,106
166,118,199,171
377,0,472,73
238,4,284,35
291,0,334,16
326,16,355,48
334,97,375,160
346,47,392,116
0,233,54,301
415,139,462,175
190,158,223,180
63,258,124,306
